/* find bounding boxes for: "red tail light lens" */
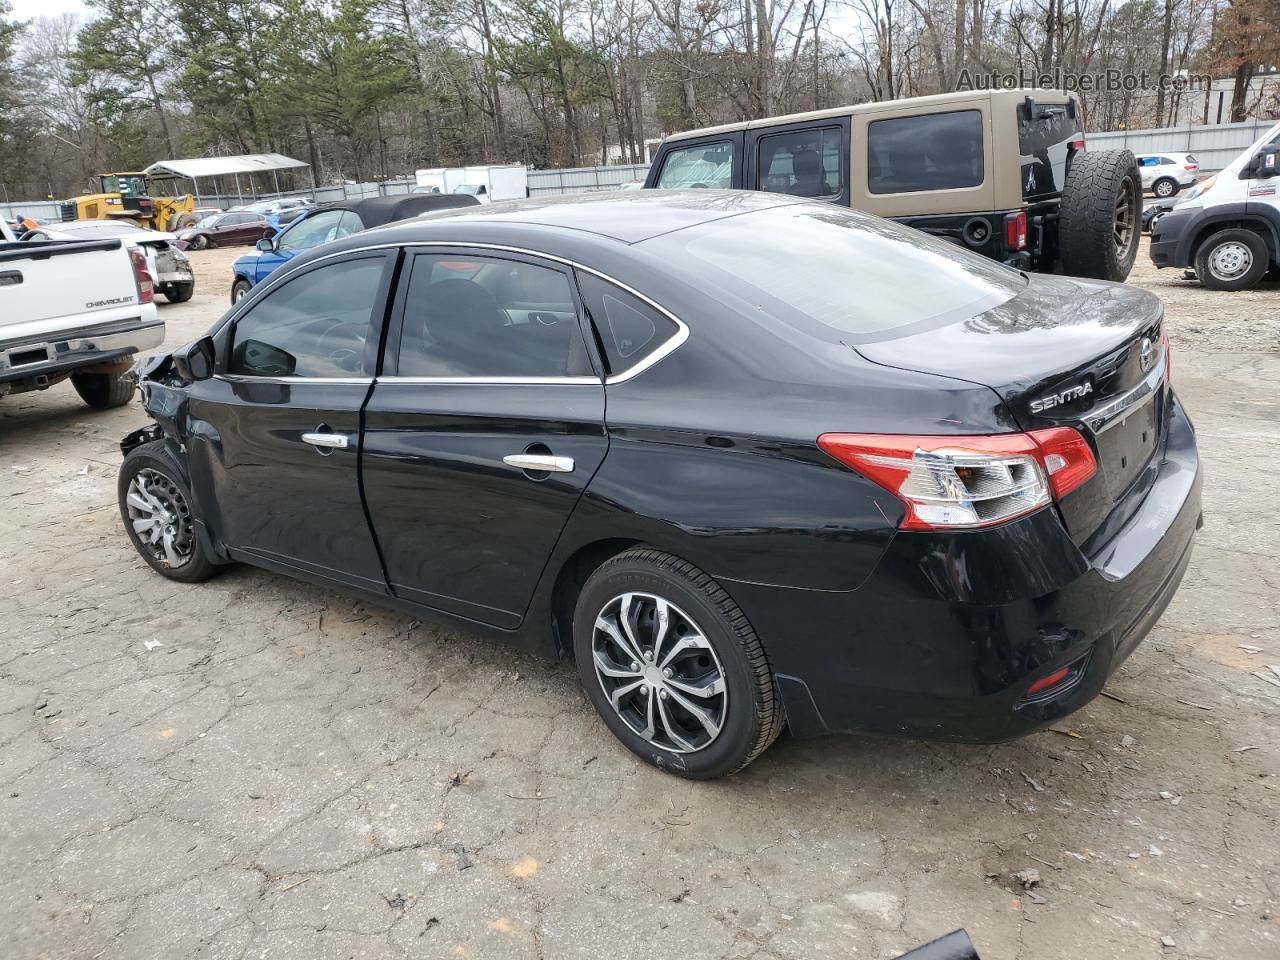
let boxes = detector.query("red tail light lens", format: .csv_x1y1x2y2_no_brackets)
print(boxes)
1027,667,1070,695
129,247,154,304
1184,164,1198,171
1068,134,1086,153
817,428,1096,531
1005,211,1028,251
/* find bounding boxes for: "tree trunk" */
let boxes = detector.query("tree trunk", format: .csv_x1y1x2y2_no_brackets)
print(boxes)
1155,0,1173,125
1230,61,1252,123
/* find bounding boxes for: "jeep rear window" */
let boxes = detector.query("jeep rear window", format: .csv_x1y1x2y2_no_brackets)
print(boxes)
867,111,983,194
642,202,1025,342
1017,102,1081,199
655,141,737,189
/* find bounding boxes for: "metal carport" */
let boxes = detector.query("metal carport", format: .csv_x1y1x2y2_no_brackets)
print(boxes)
141,154,310,205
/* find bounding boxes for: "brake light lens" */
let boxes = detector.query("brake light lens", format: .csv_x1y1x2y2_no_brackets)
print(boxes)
817,428,1097,531
1027,667,1070,695
129,247,154,303
1005,211,1028,251
1184,164,1198,171
1068,134,1086,153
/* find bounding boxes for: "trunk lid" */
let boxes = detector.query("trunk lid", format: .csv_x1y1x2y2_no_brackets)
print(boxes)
855,274,1167,542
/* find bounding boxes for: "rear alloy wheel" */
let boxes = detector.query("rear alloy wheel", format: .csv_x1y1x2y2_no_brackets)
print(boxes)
573,548,783,779
1058,148,1141,282
1152,177,1179,199
118,443,220,582
189,234,209,250
1194,228,1269,291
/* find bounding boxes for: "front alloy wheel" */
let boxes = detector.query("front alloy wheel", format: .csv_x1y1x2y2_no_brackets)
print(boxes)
125,467,195,569
592,592,728,753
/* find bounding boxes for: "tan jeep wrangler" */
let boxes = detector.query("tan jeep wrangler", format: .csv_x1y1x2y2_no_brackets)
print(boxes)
644,89,1142,283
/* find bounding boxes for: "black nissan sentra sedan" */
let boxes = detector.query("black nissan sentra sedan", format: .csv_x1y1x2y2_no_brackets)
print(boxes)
117,191,1201,779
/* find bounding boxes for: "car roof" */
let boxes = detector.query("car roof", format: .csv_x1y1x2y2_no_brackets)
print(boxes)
357,189,806,245
311,194,480,228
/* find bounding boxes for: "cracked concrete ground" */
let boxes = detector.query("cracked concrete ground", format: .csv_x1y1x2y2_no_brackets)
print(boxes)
2,240,1277,960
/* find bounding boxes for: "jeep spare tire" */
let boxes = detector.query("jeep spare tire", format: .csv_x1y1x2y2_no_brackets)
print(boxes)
1058,149,1141,282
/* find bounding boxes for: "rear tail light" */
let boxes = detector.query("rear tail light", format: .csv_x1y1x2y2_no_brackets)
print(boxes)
1068,134,1086,153
817,428,1097,531
1027,667,1070,695
1005,211,1028,251
129,247,154,303
1184,164,1198,171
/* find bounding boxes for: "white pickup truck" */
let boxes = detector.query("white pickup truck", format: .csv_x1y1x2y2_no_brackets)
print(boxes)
1,218,163,409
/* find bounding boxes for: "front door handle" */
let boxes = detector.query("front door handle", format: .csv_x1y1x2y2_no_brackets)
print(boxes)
503,454,574,473
302,431,350,450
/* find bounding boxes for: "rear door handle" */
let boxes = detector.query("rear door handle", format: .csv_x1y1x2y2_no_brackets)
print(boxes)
0,270,22,287
302,431,350,450
503,454,574,473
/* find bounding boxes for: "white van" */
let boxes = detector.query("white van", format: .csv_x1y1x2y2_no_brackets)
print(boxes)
1149,120,1280,290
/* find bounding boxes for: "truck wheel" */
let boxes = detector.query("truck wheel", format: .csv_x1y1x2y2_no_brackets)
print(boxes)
1058,149,1141,282
1152,177,1179,199
165,281,195,303
231,279,252,304
1194,229,1269,291
71,369,136,410
172,213,198,230
119,442,221,582
572,547,784,779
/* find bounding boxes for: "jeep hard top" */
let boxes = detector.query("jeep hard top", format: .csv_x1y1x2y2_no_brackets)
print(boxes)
645,89,1142,283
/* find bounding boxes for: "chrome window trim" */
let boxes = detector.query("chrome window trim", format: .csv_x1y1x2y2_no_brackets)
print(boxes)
1084,344,1167,435
216,374,373,385
218,240,689,386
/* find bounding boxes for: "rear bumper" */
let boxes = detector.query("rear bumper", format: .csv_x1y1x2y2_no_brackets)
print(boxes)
723,395,1202,742
0,316,164,383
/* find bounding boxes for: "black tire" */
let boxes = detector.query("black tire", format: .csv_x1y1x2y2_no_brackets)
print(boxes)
189,234,209,250
71,368,136,409
1058,148,1141,282
118,442,221,583
230,278,252,305
572,547,783,779
1193,228,1270,291
171,213,198,230
1151,177,1179,199
165,281,195,303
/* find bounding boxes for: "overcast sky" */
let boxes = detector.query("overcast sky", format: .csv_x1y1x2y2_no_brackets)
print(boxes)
10,0,87,21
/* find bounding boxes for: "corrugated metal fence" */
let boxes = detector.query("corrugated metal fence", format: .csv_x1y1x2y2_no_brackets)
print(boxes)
1085,118,1274,173
3,124,1273,220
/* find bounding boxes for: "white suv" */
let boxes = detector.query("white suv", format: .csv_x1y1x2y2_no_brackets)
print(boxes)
1137,153,1200,198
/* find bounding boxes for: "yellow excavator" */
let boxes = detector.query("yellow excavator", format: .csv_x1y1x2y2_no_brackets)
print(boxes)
61,173,198,231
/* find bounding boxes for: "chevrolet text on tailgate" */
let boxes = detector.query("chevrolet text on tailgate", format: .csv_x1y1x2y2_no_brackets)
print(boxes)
0,226,162,408
114,192,1200,779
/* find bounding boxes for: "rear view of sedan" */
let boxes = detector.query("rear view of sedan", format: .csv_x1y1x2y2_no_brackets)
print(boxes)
117,192,1201,779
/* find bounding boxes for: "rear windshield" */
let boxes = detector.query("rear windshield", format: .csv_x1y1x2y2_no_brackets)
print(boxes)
642,203,1025,343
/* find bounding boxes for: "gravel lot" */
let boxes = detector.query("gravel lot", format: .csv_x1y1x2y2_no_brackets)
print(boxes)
2,239,1277,960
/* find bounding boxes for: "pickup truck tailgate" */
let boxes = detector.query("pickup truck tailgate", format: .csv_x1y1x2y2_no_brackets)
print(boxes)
1,239,147,345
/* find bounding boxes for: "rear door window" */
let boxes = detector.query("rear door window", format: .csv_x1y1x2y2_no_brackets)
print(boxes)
757,125,846,201
655,140,738,189
394,253,594,379
868,111,984,194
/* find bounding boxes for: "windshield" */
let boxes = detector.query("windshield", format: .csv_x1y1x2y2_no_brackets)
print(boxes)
196,214,223,227
642,203,1026,342
453,184,483,195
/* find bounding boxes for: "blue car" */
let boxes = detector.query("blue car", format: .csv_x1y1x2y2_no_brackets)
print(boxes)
230,194,478,304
